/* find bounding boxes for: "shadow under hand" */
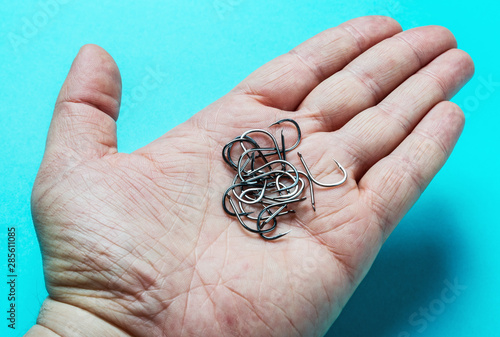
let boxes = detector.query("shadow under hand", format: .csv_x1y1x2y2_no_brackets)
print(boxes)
325,200,465,337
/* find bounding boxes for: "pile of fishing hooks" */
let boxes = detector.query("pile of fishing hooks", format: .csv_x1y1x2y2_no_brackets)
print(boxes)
222,119,348,240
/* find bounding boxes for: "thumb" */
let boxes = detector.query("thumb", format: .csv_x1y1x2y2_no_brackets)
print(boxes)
45,44,121,162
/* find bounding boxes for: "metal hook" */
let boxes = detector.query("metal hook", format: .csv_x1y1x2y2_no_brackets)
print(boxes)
227,196,277,234
268,119,302,152
297,153,348,187
221,119,347,241
298,171,316,211
256,197,306,240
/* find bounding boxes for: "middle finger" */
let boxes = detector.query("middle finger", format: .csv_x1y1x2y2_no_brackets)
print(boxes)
297,25,457,133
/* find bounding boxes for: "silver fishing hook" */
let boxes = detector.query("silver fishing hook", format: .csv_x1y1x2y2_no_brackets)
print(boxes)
297,152,348,187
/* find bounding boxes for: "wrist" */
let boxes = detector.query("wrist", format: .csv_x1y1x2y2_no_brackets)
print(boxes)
25,297,131,337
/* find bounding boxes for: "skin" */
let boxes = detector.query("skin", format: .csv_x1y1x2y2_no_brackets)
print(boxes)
26,16,474,337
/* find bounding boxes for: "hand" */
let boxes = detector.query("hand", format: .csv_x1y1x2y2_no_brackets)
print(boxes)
27,16,473,337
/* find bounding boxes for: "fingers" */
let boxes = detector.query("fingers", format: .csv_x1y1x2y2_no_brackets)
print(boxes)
232,16,402,111
298,25,457,133
359,101,465,237
45,44,121,161
332,48,474,180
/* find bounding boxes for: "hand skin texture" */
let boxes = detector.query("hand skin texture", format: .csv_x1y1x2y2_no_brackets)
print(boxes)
26,16,474,337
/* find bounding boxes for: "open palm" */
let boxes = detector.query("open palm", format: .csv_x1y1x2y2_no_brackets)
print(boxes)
28,16,473,337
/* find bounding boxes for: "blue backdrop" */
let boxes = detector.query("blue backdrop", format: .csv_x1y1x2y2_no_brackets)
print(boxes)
1,1,498,336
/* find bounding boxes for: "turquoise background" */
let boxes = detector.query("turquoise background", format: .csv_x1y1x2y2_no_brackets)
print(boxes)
1,0,498,336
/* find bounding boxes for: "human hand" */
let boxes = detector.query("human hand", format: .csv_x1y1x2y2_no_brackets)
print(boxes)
27,16,473,337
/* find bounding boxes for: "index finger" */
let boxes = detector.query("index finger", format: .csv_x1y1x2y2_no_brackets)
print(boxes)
231,16,402,111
